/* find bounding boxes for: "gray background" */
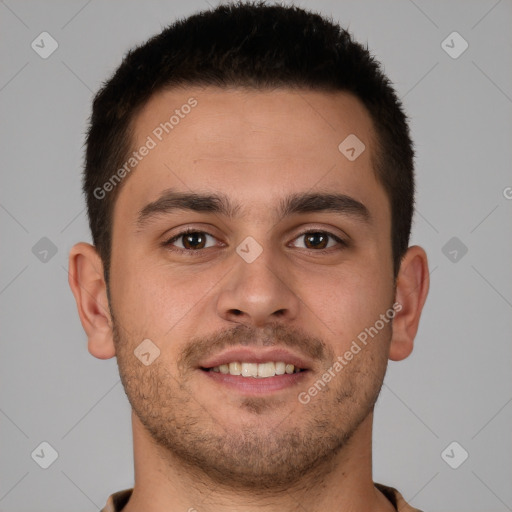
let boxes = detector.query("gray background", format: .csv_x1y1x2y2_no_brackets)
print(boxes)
1,0,511,511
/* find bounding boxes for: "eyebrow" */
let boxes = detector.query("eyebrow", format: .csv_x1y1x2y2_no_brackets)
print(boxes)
136,188,371,229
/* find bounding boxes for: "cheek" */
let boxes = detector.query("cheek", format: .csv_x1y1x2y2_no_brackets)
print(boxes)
111,256,219,340
300,264,393,351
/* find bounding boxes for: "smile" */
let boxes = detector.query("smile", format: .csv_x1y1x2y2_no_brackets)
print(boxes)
203,361,305,378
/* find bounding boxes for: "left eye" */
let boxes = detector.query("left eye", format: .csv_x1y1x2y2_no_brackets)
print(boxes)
290,231,344,250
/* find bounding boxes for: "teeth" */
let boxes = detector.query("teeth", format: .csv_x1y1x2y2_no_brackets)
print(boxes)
275,362,286,375
242,362,258,377
208,361,303,378
258,362,275,377
229,362,242,375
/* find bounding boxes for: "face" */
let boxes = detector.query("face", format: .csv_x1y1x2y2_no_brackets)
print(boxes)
108,87,395,488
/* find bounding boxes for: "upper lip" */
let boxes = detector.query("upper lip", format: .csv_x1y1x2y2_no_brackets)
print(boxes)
199,347,313,370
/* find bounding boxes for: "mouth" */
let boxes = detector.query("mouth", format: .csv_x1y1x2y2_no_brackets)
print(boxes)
200,361,307,377
198,348,312,395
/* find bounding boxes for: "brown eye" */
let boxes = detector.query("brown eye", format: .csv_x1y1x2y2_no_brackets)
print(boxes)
291,231,346,251
304,232,329,249
165,231,217,251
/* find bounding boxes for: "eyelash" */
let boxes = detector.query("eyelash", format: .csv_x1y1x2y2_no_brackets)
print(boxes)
162,228,348,256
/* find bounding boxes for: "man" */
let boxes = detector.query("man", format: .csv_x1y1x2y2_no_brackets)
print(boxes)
68,2,429,511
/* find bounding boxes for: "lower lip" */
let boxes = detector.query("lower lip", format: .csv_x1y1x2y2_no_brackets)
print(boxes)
200,369,309,394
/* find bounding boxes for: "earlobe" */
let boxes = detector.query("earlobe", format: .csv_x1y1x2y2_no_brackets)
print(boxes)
388,245,430,362
68,242,116,360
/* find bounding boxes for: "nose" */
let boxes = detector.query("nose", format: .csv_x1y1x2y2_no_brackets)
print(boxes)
216,247,301,328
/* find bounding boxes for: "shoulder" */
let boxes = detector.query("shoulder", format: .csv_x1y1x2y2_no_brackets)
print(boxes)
100,488,133,512
375,482,425,512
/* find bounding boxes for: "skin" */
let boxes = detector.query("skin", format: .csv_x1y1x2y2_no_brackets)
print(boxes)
69,87,429,512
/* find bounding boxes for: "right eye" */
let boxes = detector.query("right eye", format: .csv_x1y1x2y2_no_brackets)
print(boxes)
163,229,219,252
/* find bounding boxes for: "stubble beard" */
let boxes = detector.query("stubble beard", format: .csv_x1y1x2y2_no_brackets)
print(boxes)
112,317,390,492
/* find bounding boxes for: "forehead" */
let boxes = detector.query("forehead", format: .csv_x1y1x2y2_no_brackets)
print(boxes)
114,86,387,226
134,86,375,158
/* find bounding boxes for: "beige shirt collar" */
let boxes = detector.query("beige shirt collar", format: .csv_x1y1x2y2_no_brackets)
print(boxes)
101,483,423,512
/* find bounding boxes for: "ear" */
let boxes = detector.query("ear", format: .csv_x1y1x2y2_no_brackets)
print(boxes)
68,242,116,359
388,245,430,361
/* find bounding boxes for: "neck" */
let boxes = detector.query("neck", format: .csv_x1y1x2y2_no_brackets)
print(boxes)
122,411,395,512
